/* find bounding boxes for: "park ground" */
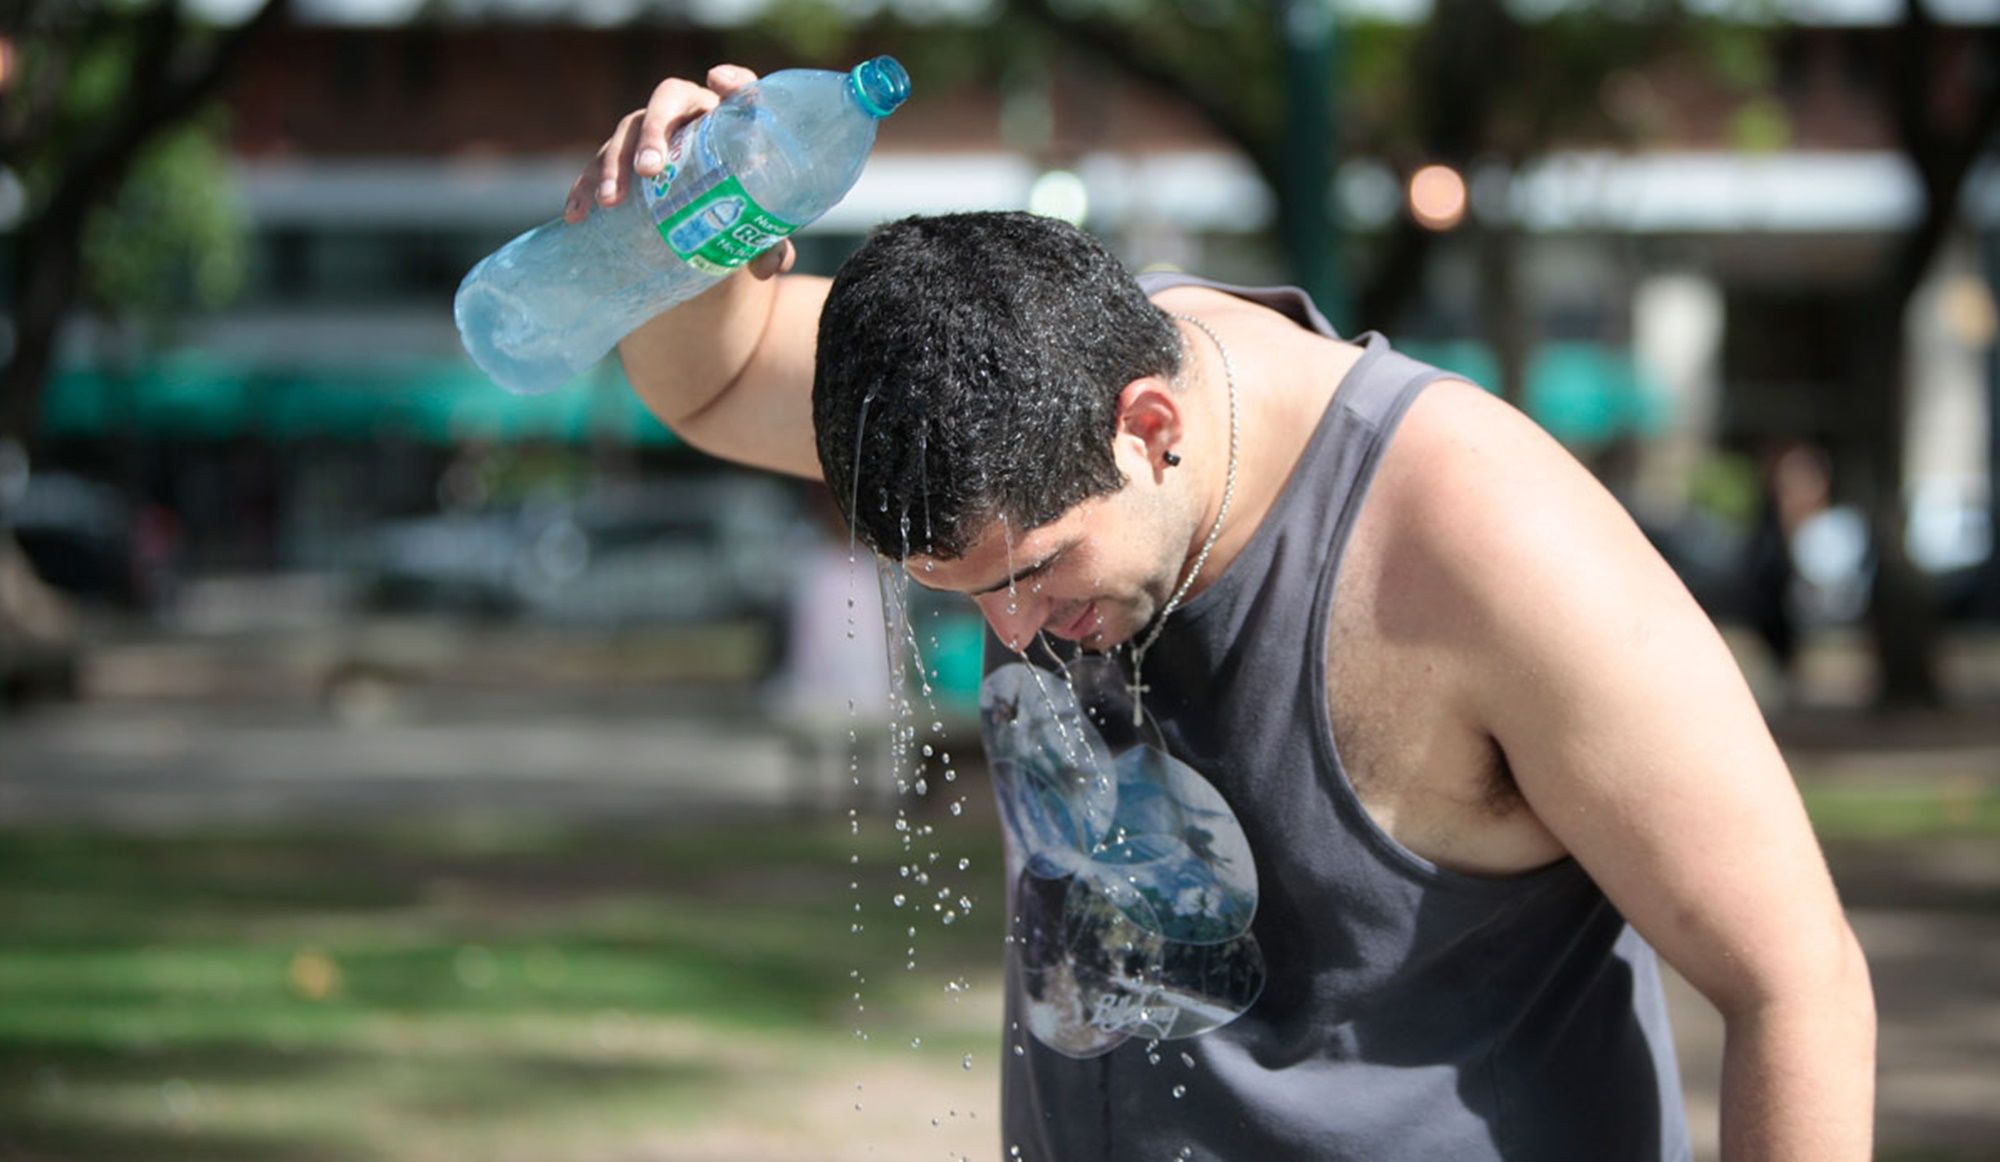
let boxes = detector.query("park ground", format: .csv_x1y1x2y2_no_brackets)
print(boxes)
1,611,1997,1161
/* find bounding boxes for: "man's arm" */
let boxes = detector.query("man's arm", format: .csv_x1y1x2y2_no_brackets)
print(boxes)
1394,382,1875,1158
568,64,829,479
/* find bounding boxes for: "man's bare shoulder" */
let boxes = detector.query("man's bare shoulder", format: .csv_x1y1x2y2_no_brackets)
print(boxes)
1367,378,1664,615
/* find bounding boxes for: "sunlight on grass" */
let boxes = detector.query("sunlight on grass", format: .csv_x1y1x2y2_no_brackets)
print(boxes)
0,819,1007,1161
1801,780,2000,842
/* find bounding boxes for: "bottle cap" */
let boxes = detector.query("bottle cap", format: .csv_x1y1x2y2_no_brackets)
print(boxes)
851,56,912,119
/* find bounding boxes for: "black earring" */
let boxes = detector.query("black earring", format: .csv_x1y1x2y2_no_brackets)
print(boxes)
1162,451,1182,468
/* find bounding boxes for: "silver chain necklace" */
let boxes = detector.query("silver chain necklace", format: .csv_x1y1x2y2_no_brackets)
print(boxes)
1127,312,1240,725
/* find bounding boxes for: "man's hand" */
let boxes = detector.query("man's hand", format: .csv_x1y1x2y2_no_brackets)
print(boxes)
562,63,796,281
593,65,831,479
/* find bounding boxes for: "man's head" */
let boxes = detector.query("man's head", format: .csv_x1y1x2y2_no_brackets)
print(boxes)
812,212,1195,648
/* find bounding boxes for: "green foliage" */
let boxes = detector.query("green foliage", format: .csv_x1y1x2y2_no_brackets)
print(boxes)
758,0,860,64
1728,93,1791,152
1695,17,1775,91
1688,451,1760,527
10,3,252,339
1803,782,2000,842
1691,16,1793,152
79,112,248,329
1342,19,1425,147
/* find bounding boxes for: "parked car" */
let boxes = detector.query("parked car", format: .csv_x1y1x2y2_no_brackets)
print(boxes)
0,533,82,705
361,476,807,631
6,471,146,609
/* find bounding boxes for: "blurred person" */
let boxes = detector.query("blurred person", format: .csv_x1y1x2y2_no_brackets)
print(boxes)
1744,440,1833,693
567,65,1875,1162
766,486,894,810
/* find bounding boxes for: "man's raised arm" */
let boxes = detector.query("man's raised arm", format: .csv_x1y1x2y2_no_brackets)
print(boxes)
567,63,832,480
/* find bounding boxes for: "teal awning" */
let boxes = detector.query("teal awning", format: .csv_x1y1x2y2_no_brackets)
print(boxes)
44,339,1661,450
1396,340,1664,446
42,353,680,446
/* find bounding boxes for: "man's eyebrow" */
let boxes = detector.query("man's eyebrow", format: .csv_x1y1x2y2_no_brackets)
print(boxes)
969,545,1068,596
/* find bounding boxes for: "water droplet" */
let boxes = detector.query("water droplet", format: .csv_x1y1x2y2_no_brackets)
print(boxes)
949,802,963,816
962,1053,974,1070
1012,1043,1025,1056
942,912,957,925
893,894,906,907
1148,1051,1162,1066
1180,1052,1196,1068
911,1037,922,1048
922,744,934,757
1172,1085,1187,1099
957,857,970,870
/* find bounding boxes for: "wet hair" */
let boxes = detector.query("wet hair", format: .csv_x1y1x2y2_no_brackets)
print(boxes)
812,211,1182,561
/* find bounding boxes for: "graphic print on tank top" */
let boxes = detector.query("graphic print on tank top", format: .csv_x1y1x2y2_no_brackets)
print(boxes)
980,654,1265,1058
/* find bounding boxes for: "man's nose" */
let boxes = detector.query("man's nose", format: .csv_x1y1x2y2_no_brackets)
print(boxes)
975,589,1045,651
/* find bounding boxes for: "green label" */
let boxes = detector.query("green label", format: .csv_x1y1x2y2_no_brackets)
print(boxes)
656,175,797,275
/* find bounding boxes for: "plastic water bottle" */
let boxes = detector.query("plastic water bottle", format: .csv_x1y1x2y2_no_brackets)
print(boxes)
455,56,911,396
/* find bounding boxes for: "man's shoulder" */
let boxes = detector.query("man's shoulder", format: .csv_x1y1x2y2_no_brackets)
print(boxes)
1367,380,1650,613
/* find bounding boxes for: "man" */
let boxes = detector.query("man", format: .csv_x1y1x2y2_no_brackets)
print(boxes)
569,64,1875,1161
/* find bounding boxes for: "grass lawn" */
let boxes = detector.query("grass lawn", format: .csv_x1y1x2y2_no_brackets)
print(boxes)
0,815,1010,1161
1799,779,2000,843
4,767,1992,1161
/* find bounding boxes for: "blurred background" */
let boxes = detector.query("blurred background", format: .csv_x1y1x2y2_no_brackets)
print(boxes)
1,0,1997,1158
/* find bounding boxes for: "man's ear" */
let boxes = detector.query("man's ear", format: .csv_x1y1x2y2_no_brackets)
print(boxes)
1115,378,1183,479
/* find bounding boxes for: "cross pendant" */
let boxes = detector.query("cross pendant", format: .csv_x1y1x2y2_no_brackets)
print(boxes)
1129,679,1149,727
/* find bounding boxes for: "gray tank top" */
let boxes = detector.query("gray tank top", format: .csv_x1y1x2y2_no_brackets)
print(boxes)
977,274,1689,1160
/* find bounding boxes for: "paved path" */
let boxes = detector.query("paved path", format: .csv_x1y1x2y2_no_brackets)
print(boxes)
1,700,804,827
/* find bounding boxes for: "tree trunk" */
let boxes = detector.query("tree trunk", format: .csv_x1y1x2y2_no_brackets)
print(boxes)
1983,228,2000,619
1475,184,1530,409
0,0,291,456
1853,3,1999,707
1851,290,1942,707
0,203,87,447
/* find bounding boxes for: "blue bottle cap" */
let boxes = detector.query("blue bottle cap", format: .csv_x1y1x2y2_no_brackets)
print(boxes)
851,56,912,119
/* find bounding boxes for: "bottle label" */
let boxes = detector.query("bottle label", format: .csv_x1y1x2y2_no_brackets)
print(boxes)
640,125,797,276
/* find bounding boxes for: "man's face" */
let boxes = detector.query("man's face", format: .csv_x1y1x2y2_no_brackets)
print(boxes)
906,480,1184,654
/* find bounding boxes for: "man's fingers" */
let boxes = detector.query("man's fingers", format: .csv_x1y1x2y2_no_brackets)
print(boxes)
567,66,757,221
564,110,639,219
706,63,759,97
633,76,726,180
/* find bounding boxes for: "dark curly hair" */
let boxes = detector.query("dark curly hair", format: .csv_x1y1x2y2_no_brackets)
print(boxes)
811,212,1182,561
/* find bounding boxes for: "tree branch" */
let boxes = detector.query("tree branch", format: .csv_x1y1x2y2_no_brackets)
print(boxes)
49,0,292,217
1001,0,1283,187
